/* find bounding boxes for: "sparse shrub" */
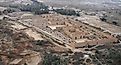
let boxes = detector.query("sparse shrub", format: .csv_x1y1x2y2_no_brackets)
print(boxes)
106,49,121,65
43,52,69,65
100,17,107,22
8,2,49,15
35,40,49,45
54,9,80,16
95,48,121,65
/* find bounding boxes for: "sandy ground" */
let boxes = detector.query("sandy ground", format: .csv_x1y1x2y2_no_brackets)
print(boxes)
76,15,121,35
7,21,27,29
24,29,44,40
8,21,44,41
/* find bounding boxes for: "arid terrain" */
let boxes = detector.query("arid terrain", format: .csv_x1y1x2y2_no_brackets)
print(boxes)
0,0,121,65
41,0,121,26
